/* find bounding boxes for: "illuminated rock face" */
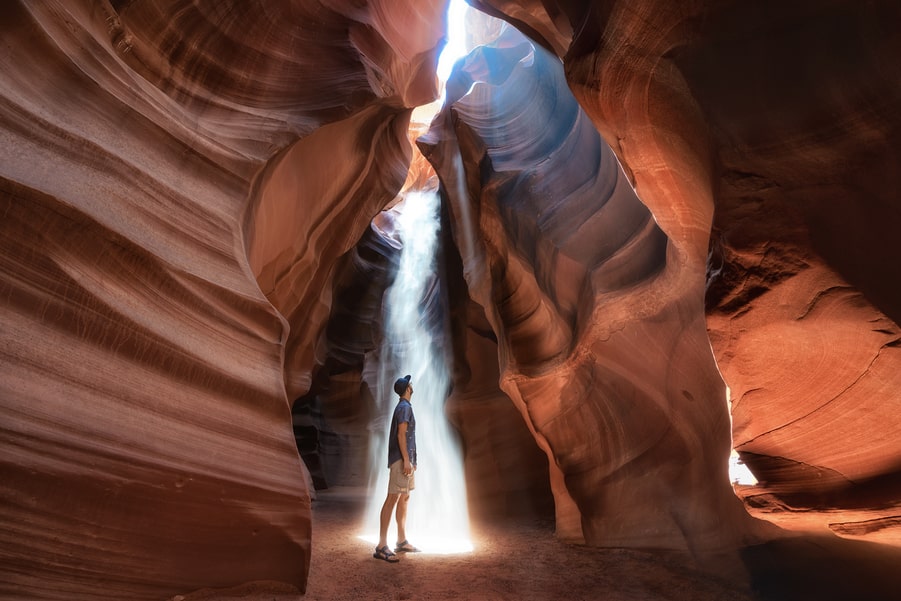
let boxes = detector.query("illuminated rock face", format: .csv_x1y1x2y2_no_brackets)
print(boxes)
471,0,901,529
420,24,756,549
3,0,901,598
691,6,901,501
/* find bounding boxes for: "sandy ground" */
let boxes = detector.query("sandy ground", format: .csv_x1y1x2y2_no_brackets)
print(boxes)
175,487,754,601
303,488,762,601
173,487,901,601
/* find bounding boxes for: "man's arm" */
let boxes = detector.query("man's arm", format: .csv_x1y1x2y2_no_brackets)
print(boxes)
397,421,413,475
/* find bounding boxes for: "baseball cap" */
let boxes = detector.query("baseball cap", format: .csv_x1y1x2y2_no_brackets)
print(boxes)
393,374,412,396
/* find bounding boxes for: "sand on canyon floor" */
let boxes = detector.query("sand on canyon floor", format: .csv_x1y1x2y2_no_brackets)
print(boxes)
172,486,901,601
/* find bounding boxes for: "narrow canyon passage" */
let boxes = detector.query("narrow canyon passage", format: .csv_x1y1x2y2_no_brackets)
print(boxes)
3,1,901,600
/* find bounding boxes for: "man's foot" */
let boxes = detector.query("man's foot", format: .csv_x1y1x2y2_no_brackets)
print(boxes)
395,540,420,553
373,545,400,563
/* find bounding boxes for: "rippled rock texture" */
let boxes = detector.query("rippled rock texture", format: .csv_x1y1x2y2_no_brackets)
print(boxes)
420,23,755,549
474,0,901,537
1,0,445,598
696,6,901,501
4,0,901,598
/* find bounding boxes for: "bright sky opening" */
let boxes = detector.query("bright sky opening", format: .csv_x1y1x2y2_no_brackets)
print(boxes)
411,0,472,126
437,0,471,82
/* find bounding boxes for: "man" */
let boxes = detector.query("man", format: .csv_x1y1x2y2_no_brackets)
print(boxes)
373,374,420,562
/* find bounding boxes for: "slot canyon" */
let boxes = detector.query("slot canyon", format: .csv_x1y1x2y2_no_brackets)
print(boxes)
2,1,901,600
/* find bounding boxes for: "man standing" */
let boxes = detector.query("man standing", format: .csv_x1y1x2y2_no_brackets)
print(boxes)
373,374,420,562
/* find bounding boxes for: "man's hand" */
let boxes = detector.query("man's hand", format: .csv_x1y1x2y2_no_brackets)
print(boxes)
403,460,413,476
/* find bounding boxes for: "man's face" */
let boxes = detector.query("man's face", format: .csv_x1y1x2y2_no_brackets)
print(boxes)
407,383,413,397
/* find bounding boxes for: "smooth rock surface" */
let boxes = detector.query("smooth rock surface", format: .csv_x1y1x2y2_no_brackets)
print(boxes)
1,0,446,598
541,0,901,541
4,0,901,598
420,23,758,551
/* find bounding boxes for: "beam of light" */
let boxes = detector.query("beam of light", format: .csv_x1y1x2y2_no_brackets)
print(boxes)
437,0,471,82
360,190,472,554
412,0,474,126
358,0,479,555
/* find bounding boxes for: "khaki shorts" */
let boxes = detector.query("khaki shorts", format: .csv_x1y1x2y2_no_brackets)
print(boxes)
388,460,415,494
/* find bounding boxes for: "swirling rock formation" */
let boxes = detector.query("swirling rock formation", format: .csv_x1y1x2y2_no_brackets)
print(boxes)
4,0,901,598
420,22,756,550
695,6,901,503
470,0,901,538
1,0,445,598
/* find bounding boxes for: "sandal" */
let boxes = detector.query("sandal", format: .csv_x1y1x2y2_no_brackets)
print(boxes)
373,545,400,563
395,540,420,553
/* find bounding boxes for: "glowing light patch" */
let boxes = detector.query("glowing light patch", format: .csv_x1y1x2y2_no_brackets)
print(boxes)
361,190,472,553
358,534,474,555
729,450,758,486
412,0,473,125
437,0,471,82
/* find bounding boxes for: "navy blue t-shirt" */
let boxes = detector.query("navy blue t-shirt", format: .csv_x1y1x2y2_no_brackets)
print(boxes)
387,399,416,468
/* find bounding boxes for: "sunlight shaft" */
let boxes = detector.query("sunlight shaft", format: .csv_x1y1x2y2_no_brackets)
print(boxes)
361,190,471,554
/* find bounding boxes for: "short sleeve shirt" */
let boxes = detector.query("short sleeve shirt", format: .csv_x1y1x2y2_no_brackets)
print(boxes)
387,399,416,468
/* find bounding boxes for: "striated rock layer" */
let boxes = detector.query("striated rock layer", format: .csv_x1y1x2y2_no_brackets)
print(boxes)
1,0,446,598
4,0,901,598
694,3,901,503
420,22,757,551
473,0,901,540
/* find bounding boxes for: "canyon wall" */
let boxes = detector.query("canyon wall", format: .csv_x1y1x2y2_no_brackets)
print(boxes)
471,0,901,533
420,22,756,550
0,0,446,598
3,0,901,598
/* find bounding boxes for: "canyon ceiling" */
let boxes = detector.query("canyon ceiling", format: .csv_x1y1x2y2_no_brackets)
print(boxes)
2,0,900,599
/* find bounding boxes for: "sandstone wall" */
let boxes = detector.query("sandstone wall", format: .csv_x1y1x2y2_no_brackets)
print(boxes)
420,21,758,551
4,0,901,597
475,0,901,532
0,0,446,597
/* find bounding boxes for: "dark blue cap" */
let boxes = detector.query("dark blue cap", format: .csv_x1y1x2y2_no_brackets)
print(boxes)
393,374,411,396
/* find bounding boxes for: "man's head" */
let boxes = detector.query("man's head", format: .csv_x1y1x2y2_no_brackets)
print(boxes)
393,374,412,398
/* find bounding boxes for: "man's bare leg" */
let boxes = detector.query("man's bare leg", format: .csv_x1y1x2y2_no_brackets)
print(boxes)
378,493,400,548
395,493,410,544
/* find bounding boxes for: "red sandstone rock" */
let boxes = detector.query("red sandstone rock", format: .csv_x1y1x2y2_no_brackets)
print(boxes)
0,0,445,598
4,0,901,598
420,22,759,551
508,0,901,541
